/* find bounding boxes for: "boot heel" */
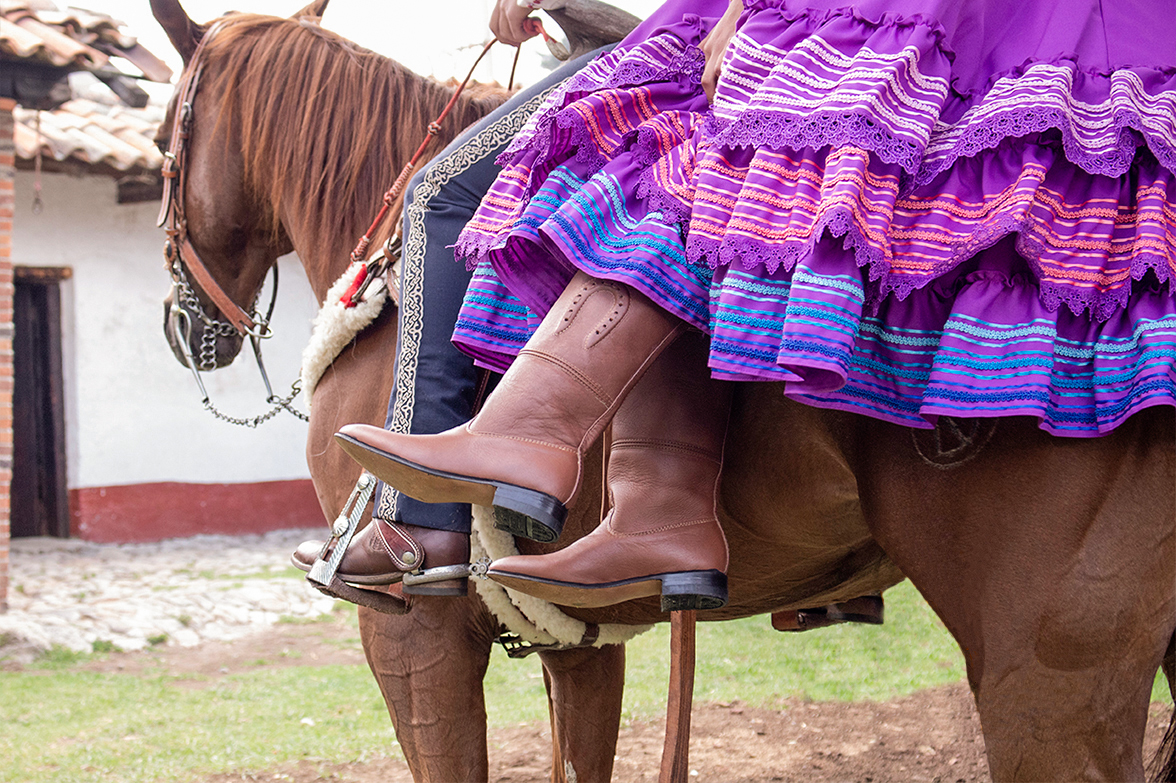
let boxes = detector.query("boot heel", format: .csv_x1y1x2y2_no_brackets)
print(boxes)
492,485,567,543
660,570,728,612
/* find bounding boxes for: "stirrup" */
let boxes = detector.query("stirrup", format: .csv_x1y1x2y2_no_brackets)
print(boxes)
313,575,409,614
306,474,409,615
307,473,376,588
405,556,490,593
403,563,473,596
770,595,885,632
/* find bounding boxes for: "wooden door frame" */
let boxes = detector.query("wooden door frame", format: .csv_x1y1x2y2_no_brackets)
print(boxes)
13,265,70,538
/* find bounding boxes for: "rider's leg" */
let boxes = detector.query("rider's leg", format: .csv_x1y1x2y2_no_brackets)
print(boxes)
292,155,481,593
485,330,732,610
336,270,687,544
292,47,611,592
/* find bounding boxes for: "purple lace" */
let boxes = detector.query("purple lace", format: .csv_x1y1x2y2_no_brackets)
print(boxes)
712,109,927,174
917,105,1175,185
497,36,705,171
635,171,693,227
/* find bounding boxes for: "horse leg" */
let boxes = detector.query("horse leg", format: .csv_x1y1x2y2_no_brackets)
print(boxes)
1164,632,1175,703
857,409,1175,781
358,593,499,782
538,644,626,783
1156,632,1176,783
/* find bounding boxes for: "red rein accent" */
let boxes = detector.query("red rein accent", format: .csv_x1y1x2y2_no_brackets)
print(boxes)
339,266,368,307
343,39,501,308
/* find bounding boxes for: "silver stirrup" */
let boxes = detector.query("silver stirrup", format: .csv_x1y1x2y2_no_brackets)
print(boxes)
307,473,376,587
403,562,476,587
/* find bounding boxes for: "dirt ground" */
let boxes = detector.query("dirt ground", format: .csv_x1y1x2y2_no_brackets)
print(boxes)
81,620,1172,783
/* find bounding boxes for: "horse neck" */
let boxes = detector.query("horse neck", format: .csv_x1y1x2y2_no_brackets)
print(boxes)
266,69,500,305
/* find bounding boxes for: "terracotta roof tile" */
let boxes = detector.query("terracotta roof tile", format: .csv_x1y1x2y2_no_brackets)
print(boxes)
1,1,171,82
14,95,164,173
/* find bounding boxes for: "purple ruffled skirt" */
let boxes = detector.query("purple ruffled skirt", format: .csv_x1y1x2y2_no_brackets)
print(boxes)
452,0,1176,437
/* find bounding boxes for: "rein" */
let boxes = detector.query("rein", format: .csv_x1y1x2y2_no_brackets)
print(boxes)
336,38,506,309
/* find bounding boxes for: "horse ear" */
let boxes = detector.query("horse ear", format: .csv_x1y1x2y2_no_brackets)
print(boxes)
150,0,202,65
292,0,330,19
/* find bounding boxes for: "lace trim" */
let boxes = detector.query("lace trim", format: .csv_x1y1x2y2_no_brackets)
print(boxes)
457,36,710,270
1017,234,1173,321
631,122,695,226
713,109,927,174
686,205,888,281
496,34,705,170
706,9,1176,178
711,77,1176,181
917,105,1173,185
635,170,693,227
454,231,500,272
685,203,1173,322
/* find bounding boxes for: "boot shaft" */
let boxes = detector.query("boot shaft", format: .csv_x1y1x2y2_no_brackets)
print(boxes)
605,330,733,540
611,330,733,455
485,329,733,608
607,439,724,529
472,272,684,455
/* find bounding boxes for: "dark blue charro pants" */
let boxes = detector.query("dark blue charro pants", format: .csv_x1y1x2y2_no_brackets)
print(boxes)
371,47,610,533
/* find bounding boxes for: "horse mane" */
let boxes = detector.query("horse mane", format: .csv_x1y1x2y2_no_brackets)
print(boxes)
202,14,510,278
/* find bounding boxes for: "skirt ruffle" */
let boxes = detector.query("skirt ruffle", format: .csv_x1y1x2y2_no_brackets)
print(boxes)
451,0,1176,437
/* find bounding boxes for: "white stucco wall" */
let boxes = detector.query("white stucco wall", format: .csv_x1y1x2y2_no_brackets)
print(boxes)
12,170,320,488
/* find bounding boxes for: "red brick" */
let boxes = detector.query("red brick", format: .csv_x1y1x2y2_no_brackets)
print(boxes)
1,101,10,613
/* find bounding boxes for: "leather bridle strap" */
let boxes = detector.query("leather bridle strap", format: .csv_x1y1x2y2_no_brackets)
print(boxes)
158,19,260,336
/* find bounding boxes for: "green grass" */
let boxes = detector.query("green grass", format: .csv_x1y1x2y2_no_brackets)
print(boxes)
0,667,395,783
478,580,1171,727
480,579,969,727
0,581,1169,783
625,579,970,714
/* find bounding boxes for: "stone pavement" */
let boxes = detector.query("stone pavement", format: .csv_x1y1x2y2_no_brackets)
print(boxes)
0,528,338,662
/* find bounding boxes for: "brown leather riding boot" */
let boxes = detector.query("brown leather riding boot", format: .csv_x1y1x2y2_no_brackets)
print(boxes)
290,519,470,595
335,272,684,543
487,330,732,611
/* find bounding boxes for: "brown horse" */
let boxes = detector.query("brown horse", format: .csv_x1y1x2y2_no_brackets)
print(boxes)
149,1,1176,781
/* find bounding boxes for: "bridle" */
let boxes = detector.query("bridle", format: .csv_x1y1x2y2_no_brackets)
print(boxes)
156,19,521,428
159,19,265,339
158,18,305,426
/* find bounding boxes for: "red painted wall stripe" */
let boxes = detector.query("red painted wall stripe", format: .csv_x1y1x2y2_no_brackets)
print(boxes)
69,479,325,543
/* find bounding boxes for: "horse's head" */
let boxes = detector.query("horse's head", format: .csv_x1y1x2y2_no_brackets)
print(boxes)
151,0,328,370
152,0,512,375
